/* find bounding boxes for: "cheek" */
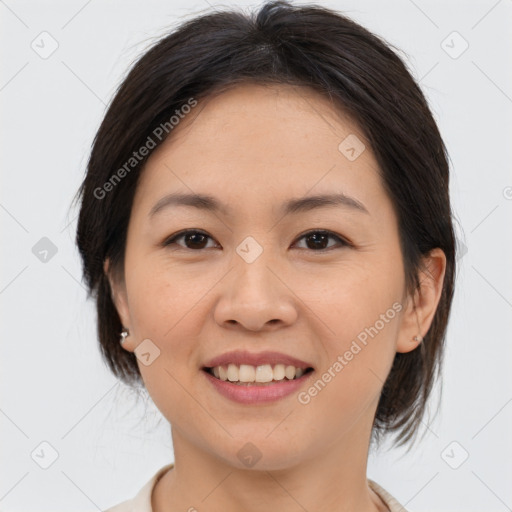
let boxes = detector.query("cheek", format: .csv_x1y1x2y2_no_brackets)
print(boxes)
124,262,211,408
307,256,402,333
309,258,403,387
126,260,206,338
296,286,401,440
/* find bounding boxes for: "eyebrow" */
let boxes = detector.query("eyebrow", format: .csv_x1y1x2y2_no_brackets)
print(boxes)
148,191,370,219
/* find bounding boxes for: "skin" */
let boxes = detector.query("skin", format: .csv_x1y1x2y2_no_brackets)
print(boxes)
105,83,446,512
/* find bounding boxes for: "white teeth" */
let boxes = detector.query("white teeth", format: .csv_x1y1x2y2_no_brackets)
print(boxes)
227,363,239,382
285,365,296,380
218,365,228,381
239,364,256,382
273,364,285,380
255,364,273,383
209,363,309,383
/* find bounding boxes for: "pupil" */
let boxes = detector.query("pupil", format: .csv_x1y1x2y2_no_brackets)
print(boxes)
307,233,327,250
186,233,207,249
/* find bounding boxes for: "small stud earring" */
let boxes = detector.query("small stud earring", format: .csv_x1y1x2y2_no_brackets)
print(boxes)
413,335,422,343
120,328,130,344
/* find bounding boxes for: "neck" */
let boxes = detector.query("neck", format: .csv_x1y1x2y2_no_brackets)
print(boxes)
152,403,387,512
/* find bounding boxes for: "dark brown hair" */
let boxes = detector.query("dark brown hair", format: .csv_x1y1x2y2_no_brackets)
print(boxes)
74,0,457,447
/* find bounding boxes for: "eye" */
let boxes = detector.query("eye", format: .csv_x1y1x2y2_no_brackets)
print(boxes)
163,229,350,252
163,229,218,250
292,230,350,251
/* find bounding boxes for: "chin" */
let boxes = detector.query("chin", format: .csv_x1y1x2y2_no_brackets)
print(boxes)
212,433,312,472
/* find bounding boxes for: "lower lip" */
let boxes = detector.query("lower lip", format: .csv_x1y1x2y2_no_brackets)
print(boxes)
202,369,314,404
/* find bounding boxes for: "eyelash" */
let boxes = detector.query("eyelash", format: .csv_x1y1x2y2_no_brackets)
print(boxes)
162,229,351,252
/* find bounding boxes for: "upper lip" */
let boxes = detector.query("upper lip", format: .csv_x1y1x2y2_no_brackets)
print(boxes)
202,350,314,370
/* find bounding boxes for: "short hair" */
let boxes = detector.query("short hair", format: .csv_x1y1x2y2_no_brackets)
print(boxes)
74,0,457,447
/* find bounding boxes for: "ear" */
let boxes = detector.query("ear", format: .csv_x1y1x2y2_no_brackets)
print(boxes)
103,258,133,350
396,248,447,353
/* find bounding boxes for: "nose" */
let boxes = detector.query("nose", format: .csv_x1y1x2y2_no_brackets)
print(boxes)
213,247,298,332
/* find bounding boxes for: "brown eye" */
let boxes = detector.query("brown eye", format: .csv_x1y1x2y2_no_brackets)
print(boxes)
163,229,350,252
163,230,217,250
293,230,349,251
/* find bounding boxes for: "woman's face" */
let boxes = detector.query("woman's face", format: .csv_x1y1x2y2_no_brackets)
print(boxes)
108,83,440,470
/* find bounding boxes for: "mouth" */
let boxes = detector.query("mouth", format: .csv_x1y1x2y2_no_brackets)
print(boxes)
202,364,315,386
201,350,315,403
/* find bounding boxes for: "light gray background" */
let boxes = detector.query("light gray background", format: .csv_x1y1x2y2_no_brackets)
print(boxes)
1,0,511,511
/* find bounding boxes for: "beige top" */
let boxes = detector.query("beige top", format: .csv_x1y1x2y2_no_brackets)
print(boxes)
103,463,408,512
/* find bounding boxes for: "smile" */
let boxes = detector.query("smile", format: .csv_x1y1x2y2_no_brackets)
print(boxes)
202,365,315,404
204,363,314,385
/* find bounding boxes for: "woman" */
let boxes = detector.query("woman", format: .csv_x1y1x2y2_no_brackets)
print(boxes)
74,1,456,510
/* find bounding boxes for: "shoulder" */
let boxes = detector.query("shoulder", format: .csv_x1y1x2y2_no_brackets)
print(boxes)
368,479,408,512
102,463,175,512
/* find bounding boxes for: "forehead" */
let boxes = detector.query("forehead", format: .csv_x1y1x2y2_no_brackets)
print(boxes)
133,83,386,217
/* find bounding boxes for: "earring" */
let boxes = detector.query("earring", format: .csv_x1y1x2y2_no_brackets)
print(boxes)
120,328,130,344
413,335,423,343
